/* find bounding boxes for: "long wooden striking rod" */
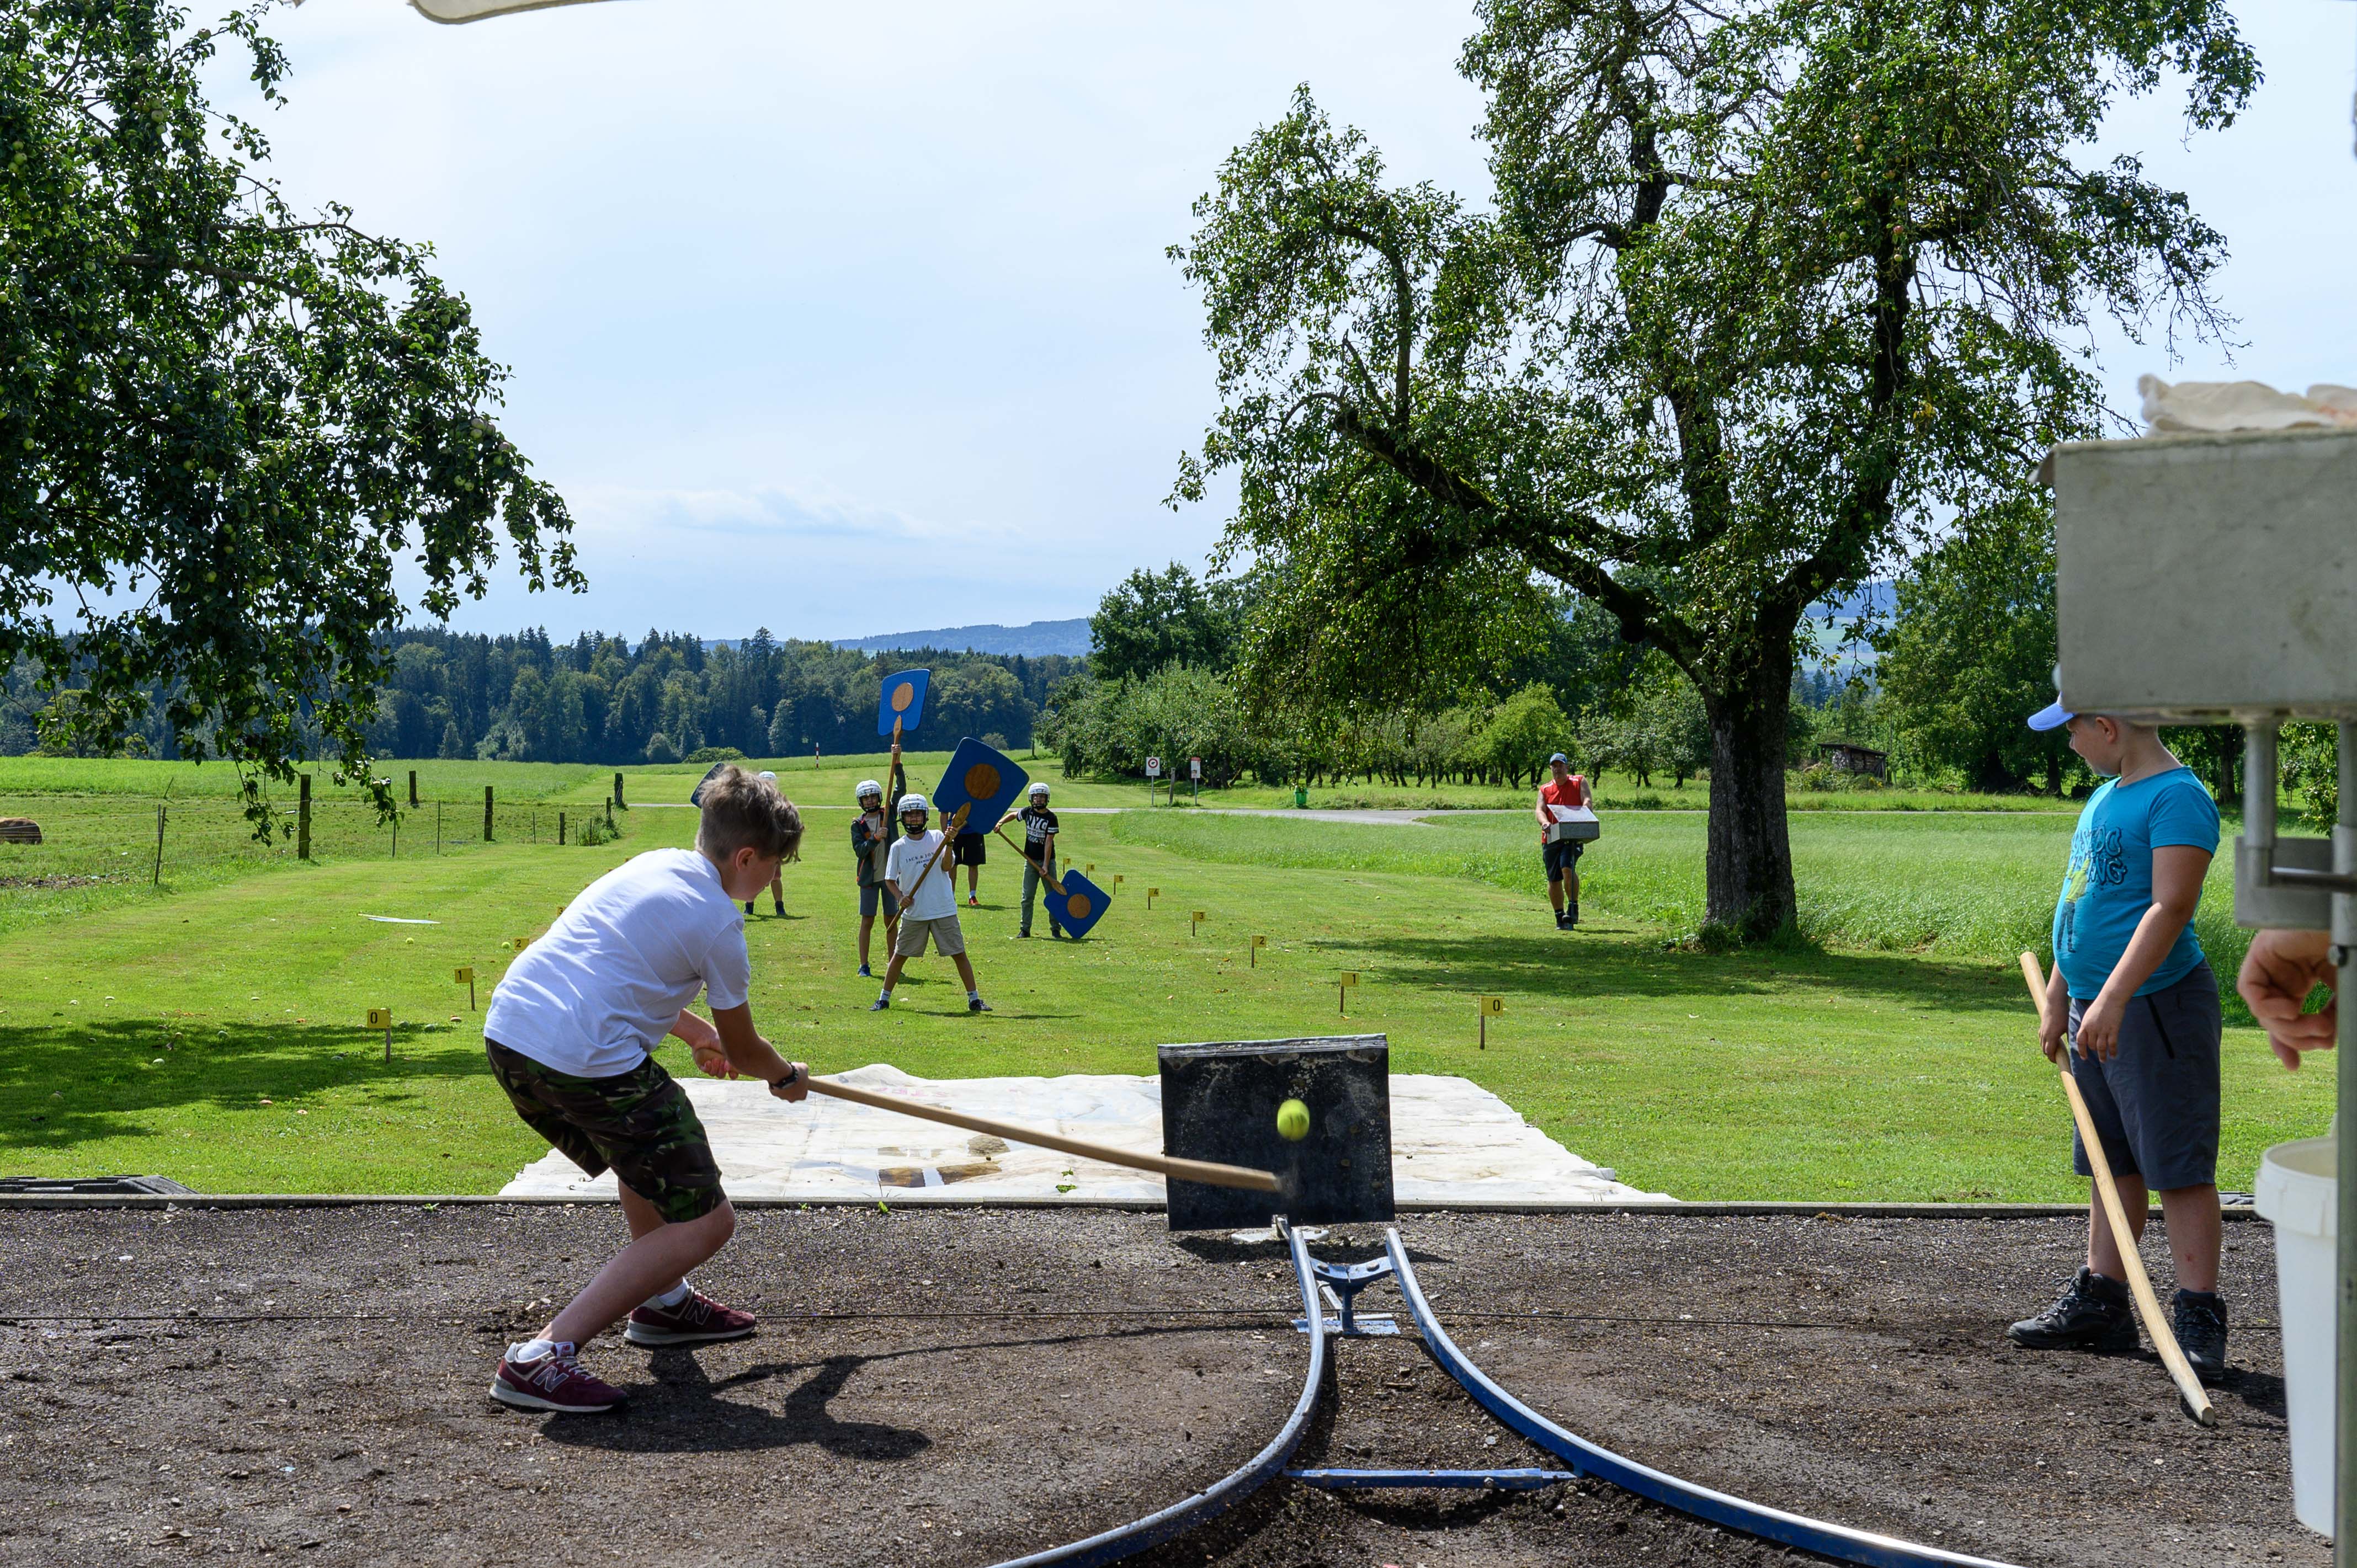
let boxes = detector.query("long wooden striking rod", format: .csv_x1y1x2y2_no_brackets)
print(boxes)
804,1076,1281,1194
2018,952,2215,1426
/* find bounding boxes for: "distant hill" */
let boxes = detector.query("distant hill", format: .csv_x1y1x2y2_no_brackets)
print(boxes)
829,618,1093,658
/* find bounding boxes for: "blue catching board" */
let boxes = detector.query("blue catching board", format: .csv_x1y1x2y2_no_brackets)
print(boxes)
688,761,730,806
930,738,1027,836
1050,869,1111,939
876,669,930,737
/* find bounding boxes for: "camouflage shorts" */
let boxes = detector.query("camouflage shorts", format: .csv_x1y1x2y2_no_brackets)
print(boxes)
485,1039,726,1224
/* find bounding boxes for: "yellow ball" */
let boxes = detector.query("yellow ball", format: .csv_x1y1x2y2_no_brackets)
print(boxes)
1275,1098,1311,1142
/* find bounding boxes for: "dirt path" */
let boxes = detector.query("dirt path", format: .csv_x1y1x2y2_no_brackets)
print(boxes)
0,1207,2310,1567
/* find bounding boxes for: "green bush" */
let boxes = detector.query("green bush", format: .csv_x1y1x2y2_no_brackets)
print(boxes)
682,746,746,765
575,814,619,847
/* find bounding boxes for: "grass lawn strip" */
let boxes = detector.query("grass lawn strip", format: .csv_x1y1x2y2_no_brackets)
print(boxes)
0,807,2326,1201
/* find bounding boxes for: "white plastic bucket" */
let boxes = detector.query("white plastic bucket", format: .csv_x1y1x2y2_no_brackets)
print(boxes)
2257,1134,2338,1536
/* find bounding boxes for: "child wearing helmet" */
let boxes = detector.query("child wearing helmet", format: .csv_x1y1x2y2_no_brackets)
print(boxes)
999,781,1063,938
874,793,989,1013
850,778,898,977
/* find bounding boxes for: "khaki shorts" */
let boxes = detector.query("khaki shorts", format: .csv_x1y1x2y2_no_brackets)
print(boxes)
894,914,966,958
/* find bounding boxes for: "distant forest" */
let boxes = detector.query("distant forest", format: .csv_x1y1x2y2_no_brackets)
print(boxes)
0,630,1079,765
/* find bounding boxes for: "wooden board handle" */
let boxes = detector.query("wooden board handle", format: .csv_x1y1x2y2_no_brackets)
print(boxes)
2019,952,2215,1426
805,1076,1281,1194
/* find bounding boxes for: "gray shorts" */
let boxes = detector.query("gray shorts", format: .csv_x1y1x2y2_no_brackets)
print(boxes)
2067,961,2221,1192
893,914,966,958
859,883,899,920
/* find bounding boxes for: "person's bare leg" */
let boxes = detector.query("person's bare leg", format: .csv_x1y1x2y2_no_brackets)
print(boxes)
952,952,979,991
2087,1171,2148,1281
1548,876,1565,918
858,914,875,968
2156,1184,2222,1292
542,1198,735,1346
881,953,909,991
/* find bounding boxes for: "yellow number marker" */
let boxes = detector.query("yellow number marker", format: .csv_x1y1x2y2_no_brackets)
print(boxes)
512,937,530,953
1250,935,1267,968
1477,995,1504,1049
1337,971,1358,1016
1190,909,1206,937
1147,887,1159,909
455,966,477,1011
366,1008,393,1062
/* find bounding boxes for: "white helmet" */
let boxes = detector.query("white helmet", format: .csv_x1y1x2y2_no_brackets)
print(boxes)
1029,782,1050,799
898,793,929,815
757,771,777,785
855,778,884,802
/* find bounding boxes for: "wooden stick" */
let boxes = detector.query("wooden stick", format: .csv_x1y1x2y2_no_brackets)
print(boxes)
992,823,1065,896
804,1076,1280,1194
2018,952,2216,1426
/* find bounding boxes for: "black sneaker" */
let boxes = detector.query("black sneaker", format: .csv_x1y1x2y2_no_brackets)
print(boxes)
773,902,785,917
743,900,755,916
2008,1267,2136,1351
969,996,991,1013
1567,902,1579,927
2172,1289,2228,1383
869,996,890,1012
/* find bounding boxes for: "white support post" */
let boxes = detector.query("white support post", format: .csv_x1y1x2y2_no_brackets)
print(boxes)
2336,722,2355,1567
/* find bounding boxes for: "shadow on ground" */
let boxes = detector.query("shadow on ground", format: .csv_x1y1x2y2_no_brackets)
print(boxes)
0,1019,485,1150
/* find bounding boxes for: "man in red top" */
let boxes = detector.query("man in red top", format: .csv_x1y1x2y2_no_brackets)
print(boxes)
1535,751,1589,930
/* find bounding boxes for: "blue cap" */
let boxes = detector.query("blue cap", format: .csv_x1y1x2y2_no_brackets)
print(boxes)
1548,752,1569,765
2026,700,2073,732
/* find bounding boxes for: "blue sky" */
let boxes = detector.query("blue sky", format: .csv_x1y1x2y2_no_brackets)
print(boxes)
226,0,2357,642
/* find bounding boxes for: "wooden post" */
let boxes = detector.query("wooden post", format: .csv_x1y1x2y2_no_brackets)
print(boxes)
483,785,494,842
391,815,397,861
435,801,441,855
297,775,311,860
151,806,166,886
558,810,567,845
407,770,418,809
613,771,625,808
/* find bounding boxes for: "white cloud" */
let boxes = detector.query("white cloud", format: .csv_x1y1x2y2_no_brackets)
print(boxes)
209,1,2354,641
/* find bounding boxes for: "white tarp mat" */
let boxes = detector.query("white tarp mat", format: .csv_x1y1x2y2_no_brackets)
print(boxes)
500,1064,1667,1206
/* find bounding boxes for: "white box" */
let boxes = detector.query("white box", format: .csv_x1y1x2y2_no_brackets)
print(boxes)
1544,806,1599,844
2050,426,2357,722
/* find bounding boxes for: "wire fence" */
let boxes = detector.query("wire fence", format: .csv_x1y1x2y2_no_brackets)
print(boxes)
0,791,627,894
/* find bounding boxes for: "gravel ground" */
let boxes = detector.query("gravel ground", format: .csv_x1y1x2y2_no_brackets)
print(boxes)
0,1206,2314,1568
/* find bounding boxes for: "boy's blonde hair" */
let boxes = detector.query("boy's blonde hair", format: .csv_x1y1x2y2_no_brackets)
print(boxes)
696,765,804,864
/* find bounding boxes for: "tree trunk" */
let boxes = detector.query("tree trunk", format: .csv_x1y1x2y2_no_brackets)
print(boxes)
1701,666,1798,939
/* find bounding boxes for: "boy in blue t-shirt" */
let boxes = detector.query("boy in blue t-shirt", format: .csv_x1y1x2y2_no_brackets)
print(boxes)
2007,701,2226,1381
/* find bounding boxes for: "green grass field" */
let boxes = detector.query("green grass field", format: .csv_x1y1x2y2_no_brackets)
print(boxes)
0,777,2329,1202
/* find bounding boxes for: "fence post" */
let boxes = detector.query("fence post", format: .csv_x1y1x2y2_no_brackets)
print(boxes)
152,806,166,886
436,800,441,855
483,785,494,843
614,771,625,808
408,770,418,809
298,775,311,860
558,810,567,846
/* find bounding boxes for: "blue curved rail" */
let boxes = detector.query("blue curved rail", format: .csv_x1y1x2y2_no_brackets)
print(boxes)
1382,1230,2026,1568
986,1225,1328,1567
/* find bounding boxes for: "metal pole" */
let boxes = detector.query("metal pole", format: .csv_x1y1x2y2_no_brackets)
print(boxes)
297,775,311,860
2335,721,2355,1565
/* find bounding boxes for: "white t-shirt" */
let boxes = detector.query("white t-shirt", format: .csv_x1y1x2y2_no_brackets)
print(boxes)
885,829,957,922
485,848,752,1078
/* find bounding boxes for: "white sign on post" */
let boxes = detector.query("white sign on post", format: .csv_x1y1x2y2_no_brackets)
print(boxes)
1189,757,1201,780
1145,756,1162,778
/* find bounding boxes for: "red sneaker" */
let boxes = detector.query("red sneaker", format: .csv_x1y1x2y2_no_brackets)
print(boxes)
625,1289,758,1347
490,1343,625,1413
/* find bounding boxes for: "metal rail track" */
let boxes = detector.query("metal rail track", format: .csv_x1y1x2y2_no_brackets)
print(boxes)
1381,1228,2028,1568
982,1224,1327,1567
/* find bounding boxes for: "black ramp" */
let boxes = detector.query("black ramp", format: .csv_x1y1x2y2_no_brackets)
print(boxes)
1158,1036,1393,1230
